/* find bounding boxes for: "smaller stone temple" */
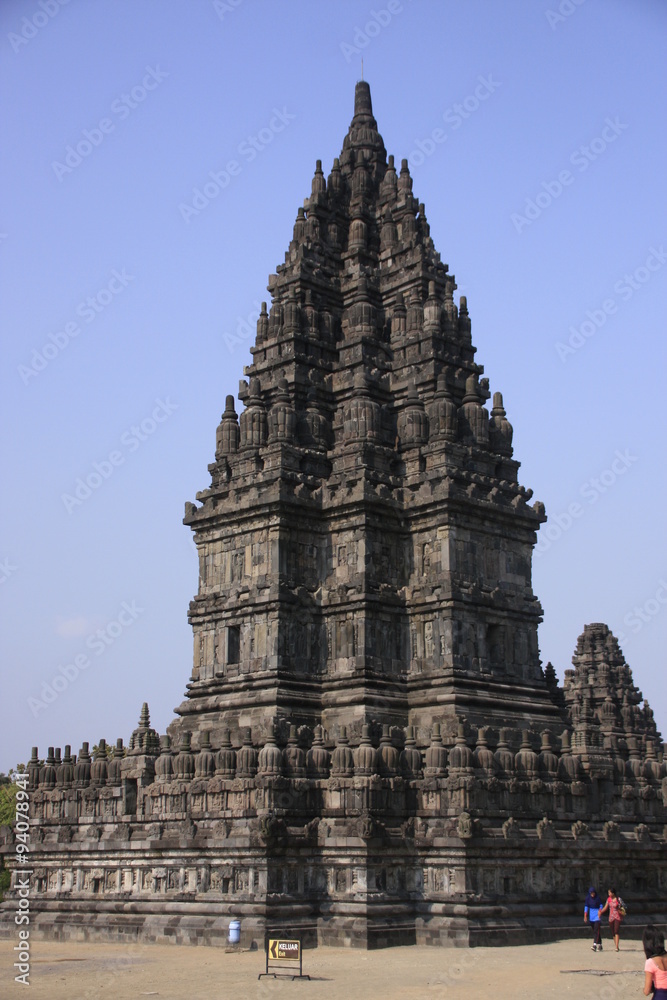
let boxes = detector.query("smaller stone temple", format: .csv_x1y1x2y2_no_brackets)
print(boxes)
0,81,665,949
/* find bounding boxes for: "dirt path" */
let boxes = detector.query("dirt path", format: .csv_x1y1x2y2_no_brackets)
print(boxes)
1,935,645,1000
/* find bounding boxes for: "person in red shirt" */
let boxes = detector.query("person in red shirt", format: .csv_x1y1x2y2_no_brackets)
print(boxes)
643,925,667,998
600,886,624,952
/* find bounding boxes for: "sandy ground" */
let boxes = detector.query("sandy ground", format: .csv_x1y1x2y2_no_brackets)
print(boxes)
1,934,646,1000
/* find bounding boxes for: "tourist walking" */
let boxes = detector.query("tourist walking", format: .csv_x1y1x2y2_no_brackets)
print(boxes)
643,925,667,998
583,886,603,951
600,886,624,951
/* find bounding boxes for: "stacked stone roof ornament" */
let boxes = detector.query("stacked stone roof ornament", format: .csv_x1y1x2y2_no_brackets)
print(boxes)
2,82,665,950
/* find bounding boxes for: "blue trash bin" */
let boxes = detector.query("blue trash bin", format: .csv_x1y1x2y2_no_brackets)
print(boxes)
228,919,241,944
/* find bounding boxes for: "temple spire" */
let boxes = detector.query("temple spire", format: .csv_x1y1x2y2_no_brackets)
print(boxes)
341,79,384,175
354,79,373,118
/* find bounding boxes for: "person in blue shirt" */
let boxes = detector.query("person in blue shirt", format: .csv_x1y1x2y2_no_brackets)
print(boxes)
584,886,604,951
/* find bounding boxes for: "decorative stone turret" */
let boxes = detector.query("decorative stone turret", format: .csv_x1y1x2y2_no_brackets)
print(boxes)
354,724,378,776
194,732,215,779
557,730,582,782
239,378,267,450
215,729,236,778
378,725,399,777
330,727,354,777
380,207,398,252
494,729,514,777
473,728,495,774
174,733,195,781
311,159,326,198
57,745,74,789
397,385,428,450
449,722,474,773
27,747,40,792
489,392,513,456
258,723,283,777
39,748,56,791
460,374,489,447
128,704,160,756
256,301,269,344
215,395,239,460
424,724,447,777
107,739,124,787
74,743,91,788
538,732,559,779
284,725,306,778
428,374,457,442
304,389,328,450
515,731,539,779
344,372,380,443
457,294,472,345
236,728,258,779
268,379,296,444
399,726,422,778
306,725,330,778
90,740,108,787
154,736,173,783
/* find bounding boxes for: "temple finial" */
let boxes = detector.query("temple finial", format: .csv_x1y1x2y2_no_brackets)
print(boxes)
354,79,373,117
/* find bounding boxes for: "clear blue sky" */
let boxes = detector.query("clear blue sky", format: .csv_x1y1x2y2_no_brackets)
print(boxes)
1,0,665,770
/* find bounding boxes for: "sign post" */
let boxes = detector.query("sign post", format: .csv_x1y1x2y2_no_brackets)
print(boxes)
258,934,309,980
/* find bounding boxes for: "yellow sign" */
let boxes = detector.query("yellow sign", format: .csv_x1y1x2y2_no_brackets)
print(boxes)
268,938,301,961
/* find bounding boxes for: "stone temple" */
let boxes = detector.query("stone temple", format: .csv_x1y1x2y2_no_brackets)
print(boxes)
2,81,665,949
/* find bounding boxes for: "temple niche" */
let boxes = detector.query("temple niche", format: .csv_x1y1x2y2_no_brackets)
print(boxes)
1,82,665,950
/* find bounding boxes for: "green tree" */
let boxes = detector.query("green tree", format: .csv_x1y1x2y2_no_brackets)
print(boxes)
0,766,27,828
0,857,9,901
0,781,17,828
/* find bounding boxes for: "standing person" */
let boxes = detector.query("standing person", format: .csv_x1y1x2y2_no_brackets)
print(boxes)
643,924,667,998
600,887,624,951
584,886,603,951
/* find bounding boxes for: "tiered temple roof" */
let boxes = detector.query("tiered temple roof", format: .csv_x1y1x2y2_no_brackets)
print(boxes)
179,81,560,743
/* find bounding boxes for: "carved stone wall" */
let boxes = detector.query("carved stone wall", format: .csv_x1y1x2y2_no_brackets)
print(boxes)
3,706,665,947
